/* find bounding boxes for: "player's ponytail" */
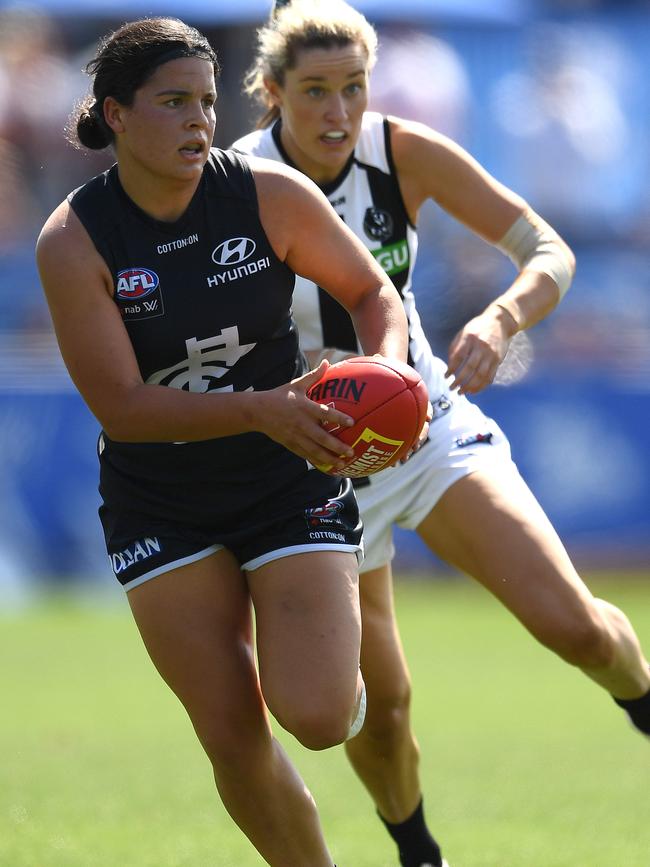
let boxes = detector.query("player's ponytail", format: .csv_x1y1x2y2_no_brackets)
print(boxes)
70,96,113,150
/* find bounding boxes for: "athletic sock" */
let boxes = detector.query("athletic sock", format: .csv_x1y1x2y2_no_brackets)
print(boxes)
378,799,443,867
614,685,650,735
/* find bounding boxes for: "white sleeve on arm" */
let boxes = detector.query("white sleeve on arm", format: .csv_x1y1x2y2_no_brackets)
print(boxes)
496,208,575,299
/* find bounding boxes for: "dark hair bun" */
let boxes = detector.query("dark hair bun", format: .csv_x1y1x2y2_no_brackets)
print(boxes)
76,104,111,150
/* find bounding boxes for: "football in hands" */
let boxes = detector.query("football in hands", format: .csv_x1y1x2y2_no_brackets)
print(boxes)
306,355,429,477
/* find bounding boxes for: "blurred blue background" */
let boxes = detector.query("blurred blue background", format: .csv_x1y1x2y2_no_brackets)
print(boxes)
0,0,648,602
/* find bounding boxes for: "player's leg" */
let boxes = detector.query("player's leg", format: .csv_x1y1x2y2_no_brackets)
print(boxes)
345,561,446,867
247,550,365,750
127,548,336,867
417,466,650,709
346,563,419,819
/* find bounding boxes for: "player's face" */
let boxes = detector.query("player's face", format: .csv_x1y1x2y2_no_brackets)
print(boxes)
268,43,369,184
107,57,217,188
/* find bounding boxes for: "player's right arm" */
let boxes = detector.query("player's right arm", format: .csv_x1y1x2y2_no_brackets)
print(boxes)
389,116,575,394
35,201,353,468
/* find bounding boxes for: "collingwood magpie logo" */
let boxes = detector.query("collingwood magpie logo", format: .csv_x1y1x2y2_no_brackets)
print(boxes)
212,237,256,266
363,207,393,242
208,236,270,287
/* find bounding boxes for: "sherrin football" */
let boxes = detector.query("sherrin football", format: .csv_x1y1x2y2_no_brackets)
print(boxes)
306,356,429,477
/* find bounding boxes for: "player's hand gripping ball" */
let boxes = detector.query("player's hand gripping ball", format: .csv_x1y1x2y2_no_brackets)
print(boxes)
307,356,429,477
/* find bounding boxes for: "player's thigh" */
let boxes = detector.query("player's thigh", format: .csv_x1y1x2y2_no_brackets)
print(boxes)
358,564,411,705
247,550,361,717
127,548,267,746
417,466,594,625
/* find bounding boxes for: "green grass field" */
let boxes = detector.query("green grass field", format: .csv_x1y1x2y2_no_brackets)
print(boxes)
1,573,648,867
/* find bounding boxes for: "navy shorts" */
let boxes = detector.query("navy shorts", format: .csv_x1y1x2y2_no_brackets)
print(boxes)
99,477,363,592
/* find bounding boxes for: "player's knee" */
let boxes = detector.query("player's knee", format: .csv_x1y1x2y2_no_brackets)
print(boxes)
268,674,366,749
198,720,263,774
283,704,353,750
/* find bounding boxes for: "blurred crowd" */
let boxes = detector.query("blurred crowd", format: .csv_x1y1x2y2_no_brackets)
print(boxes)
366,14,650,381
1,2,649,381
1,2,649,594
0,4,648,370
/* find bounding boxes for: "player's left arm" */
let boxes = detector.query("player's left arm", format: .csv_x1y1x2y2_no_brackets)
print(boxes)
251,157,408,364
389,116,575,394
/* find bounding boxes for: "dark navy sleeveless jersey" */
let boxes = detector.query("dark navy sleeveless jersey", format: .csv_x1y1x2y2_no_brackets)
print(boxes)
69,148,336,526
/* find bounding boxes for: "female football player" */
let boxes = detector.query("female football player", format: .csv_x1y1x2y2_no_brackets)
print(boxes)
235,2,650,865
36,16,412,866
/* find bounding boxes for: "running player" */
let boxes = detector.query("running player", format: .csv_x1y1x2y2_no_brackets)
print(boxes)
35,17,412,867
234,2,650,866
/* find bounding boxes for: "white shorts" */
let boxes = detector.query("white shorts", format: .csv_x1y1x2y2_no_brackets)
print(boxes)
355,389,516,572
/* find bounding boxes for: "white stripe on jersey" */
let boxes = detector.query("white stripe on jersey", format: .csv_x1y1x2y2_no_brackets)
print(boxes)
233,111,449,401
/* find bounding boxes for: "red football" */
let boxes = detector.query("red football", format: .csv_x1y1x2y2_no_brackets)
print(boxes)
306,356,429,477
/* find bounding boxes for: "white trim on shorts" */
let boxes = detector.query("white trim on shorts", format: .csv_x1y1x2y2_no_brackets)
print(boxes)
243,542,364,572
123,544,224,592
356,391,516,573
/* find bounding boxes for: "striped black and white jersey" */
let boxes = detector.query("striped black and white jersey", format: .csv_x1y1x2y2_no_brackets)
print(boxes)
233,112,449,402
69,147,340,524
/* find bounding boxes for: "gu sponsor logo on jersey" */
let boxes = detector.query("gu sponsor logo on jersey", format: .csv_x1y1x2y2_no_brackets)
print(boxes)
305,498,344,529
372,239,409,276
363,207,393,242
116,267,165,321
455,431,493,449
207,236,270,287
110,537,162,576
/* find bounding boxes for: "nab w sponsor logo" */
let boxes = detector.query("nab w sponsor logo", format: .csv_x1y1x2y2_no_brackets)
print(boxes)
212,237,256,266
116,267,165,321
116,267,159,299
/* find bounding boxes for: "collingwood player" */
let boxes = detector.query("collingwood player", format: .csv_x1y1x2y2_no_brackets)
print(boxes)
234,2,650,865
35,16,413,867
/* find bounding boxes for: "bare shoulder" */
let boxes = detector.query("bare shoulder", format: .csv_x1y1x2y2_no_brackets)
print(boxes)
36,199,112,299
247,154,321,203
387,114,474,174
387,114,525,228
37,199,98,266
384,115,473,217
247,156,334,258
37,199,81,259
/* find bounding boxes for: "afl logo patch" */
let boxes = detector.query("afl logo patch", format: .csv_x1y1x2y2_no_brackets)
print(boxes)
116,268,159,300
305,499,344,528
212,237,256,266
363,207,393,242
